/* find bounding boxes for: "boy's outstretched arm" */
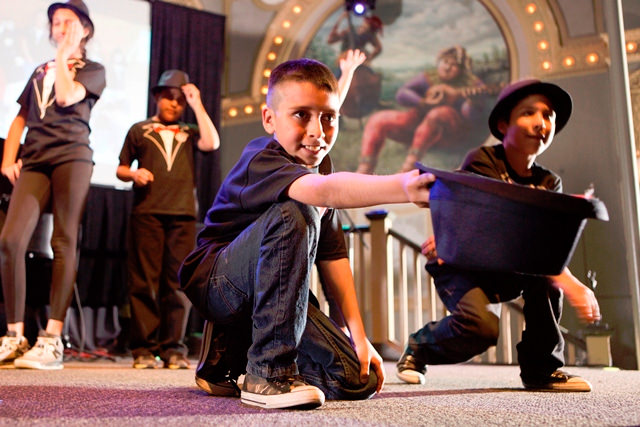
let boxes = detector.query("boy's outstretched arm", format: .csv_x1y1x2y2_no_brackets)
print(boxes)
182,83,220,151
288,170,434,209
316,257,385,393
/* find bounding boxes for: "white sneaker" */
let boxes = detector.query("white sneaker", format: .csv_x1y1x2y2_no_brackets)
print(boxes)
0,332,30,366
241,373,325,409
14,332,64,370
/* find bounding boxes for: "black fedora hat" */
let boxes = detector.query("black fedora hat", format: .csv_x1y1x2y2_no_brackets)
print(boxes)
417,163,608,275
48,0,93,31
152,70,190,95
488,79,572,140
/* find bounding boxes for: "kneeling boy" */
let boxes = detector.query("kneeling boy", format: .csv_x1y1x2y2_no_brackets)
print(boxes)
179,58,434,409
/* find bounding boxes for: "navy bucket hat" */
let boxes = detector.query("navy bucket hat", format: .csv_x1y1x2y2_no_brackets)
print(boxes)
488,79,573,141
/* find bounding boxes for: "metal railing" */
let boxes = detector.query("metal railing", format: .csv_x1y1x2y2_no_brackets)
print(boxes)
311,209,589,365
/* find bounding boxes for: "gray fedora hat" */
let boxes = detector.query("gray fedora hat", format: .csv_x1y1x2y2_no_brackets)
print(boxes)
488,79,572,140
152,70,190,95
48,0,93,32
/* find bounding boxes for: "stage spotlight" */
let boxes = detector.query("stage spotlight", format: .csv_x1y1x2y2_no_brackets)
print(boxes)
345,0,376,16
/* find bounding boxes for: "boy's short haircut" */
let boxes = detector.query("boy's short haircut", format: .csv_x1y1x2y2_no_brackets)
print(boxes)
266,58,339,107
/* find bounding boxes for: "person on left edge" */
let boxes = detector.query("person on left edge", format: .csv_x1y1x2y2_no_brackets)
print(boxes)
116,70,220,370
0,0,105,370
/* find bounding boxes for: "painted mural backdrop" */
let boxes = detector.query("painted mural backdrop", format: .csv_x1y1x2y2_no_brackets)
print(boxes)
305,0,510,174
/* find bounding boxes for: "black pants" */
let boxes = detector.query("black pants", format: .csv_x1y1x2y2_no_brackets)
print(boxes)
127,213,194,359
0,161,92,323
408,262,564,380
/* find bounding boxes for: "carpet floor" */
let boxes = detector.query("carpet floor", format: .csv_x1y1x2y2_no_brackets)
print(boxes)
1,359,638,426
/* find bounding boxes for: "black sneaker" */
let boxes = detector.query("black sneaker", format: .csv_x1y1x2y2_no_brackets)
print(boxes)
522,370,592,392
195,320,241,397
196,374,241,397
396,348,427,384
240,373,325,409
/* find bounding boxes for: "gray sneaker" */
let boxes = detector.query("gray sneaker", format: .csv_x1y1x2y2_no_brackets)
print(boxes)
14,332,64,370
240,373,325,409
0,332,30,366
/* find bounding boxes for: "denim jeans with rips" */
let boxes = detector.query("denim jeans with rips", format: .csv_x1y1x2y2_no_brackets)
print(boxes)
197,200,377,400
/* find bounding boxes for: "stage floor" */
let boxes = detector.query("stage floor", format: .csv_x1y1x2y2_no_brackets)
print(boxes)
1,360,639,426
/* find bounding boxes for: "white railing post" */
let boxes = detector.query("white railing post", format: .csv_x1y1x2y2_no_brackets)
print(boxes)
365,210,398,356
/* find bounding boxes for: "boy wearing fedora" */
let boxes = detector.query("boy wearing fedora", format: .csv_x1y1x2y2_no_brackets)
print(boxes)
116,70,219,369
396,79,601,391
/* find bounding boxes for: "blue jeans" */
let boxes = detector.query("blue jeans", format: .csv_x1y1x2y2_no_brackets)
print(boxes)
408,262,564,381
196,200,377,399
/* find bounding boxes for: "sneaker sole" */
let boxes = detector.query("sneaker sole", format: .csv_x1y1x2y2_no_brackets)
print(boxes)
196,376,241,397
167,363,190,370
133,363,163,369
14,360,63,370
524,382,592,392
396,369,426,384
240,387,325,409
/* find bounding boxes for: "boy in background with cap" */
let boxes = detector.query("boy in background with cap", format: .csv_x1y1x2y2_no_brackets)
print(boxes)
116,70,219,369
396,79,601,392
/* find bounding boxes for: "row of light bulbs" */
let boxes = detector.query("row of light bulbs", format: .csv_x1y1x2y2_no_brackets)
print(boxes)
227,4,303,118
527,2,636,71
227,3,637,118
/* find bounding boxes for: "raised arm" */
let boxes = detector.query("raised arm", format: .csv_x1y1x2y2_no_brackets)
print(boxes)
182,83,220,151
54,20,88,107
327,11,349,44
337,49,367,108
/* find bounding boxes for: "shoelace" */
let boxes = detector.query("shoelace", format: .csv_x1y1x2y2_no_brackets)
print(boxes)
0,337,19,350
550,370,569,380
31,339,57,356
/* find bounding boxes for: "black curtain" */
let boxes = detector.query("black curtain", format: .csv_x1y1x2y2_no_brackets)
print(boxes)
149,2,225,221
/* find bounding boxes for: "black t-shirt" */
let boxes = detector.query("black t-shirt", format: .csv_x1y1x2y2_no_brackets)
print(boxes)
18,58,106,169
179,136,348,288
119,118,199,217
460,144,562,192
